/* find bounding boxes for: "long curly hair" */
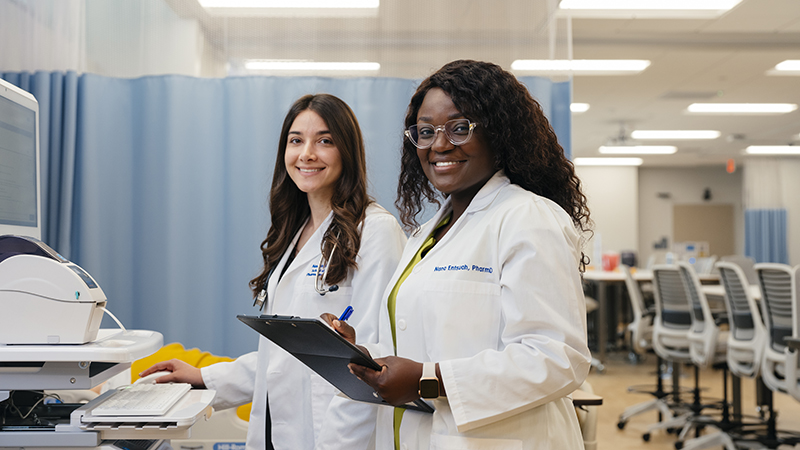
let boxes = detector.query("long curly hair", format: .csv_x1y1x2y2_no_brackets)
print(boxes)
250,94,371,297
396,60,592,267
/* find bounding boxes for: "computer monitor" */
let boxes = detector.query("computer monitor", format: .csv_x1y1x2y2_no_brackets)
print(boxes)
0,78,41,240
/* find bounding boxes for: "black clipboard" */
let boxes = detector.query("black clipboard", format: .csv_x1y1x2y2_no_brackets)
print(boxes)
237,314,434,413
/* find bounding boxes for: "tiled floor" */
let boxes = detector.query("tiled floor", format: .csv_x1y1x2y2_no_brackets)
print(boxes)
585,351,800,450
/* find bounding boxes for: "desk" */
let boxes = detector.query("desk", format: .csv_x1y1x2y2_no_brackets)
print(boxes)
572,389,603,406
582,270,650,364
583,270,653,362
702,284,761,300
583,269,719,363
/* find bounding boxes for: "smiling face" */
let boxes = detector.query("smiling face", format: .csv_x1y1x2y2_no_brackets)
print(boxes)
284,109,343,205
416,88,496,204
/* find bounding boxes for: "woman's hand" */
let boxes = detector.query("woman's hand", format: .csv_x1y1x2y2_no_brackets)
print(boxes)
319,312,357,346
138,359,205,388
349,356,424,406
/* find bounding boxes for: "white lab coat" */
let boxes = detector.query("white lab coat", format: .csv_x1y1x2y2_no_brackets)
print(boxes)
202,203,406,450
372,172,592,450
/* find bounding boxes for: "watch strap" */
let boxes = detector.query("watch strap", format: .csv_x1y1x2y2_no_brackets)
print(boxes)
422,361,436,379
419,362,440,399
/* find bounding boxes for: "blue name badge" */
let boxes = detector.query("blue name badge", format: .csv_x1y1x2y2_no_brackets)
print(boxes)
214,443,246,450
433,264,493,274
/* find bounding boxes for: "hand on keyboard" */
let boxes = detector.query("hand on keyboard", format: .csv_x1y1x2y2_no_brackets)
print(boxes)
138,359,205,388
134,371,172,385
91,383,191,416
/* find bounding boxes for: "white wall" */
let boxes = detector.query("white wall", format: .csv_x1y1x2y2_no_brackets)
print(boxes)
0,0,86,73
575,166,638,267
745,158,800,265
779,160,800,265
85,1,204,77
638,166,744,266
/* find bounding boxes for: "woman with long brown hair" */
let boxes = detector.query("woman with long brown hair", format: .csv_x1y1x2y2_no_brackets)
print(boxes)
141,94,406,450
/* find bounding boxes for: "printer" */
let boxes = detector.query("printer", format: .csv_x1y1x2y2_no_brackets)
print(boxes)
0,234,106,344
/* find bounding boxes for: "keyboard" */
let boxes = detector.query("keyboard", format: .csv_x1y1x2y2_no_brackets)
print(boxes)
92,383,192,416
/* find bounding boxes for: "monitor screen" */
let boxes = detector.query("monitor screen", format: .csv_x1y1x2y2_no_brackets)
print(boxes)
0,79,41,240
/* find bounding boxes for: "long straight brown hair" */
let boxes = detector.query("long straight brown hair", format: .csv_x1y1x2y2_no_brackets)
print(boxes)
249,94,371,297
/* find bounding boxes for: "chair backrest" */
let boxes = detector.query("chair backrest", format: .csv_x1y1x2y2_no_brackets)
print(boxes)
653,265,692,329
651,264,692,362
756,263,795,354
716,261,765,378
678,261,723,368
621,264,651,354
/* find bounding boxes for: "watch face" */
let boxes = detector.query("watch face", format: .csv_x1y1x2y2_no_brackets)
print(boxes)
419,378,439,399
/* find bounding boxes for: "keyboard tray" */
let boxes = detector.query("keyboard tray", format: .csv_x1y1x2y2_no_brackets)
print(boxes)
71,389,216,440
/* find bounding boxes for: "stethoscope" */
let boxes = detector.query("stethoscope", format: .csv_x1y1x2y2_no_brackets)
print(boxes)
253,234,340,312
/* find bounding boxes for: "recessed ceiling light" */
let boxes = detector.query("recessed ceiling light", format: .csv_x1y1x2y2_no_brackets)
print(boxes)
557,0,742,18
199,0,379,16
686,103,798,114
767,60,800,76
599,145,677,155
744,146,800,155
244,60,380,74
571,103,590,113
511,60,650,76
200,0,377,6
574,157,643,166
631,130,721,140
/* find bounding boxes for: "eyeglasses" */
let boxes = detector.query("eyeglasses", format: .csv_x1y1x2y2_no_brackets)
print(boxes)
405,119,478,149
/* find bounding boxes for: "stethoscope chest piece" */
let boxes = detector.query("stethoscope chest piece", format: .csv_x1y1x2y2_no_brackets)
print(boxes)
253,289,267,311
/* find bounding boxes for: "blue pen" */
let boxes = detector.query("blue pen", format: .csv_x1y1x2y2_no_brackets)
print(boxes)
338,305,354,322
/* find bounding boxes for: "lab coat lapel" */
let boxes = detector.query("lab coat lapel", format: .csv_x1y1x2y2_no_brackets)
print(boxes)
383,172,509,296
464,171,508,215
277,213,333,285
409,171,508,260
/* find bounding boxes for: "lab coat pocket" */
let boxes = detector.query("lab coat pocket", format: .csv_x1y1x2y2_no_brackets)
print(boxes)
422,280,502,359
310,371,339,437
430,433,523,450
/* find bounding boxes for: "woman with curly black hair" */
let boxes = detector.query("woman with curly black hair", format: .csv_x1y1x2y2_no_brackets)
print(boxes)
346,60,593,449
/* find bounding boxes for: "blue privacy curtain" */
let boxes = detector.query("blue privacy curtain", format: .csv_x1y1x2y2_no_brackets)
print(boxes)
745,209,789,264
3,71,571,357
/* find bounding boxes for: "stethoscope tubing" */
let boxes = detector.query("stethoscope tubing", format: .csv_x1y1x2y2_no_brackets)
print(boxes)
254,232,339,311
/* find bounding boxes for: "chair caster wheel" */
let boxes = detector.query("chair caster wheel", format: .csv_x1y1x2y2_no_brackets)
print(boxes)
617,421,626,430
675,441,683,449
643,433,651,442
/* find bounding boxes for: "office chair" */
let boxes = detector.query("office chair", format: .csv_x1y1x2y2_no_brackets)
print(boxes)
755,263,795,395
584,294,606,374
677,261,774,450
622,264,654,357
679,261,728,370
642,264,696,442
716,262,766,379
781,265,800,403
617,264,675,431
672,261,735,450
741,263,800,448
